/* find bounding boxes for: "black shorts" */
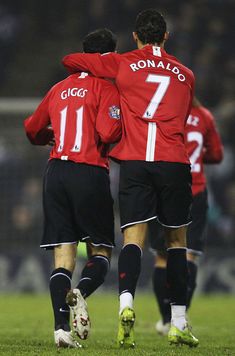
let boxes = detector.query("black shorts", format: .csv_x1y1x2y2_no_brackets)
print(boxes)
119,161,192,229
41,159,114,249
149,189,208,255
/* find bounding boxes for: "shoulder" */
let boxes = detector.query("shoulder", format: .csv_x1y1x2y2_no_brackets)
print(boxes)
92,77,119,94
167,53,195,81
121,48,142,61
197,106,214,122
92,76,115,86
192,105,215,128
53,73,101,89
50,75,75,91
175,60,194,81
181,64,194,81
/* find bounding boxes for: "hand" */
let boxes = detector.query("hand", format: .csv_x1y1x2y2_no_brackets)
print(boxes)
48,137,55,146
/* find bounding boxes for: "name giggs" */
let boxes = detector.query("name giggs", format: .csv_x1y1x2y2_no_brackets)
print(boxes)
61,87,88,100
130,59,186,82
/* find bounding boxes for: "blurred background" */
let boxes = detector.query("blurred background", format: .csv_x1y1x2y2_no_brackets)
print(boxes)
0,0,234,294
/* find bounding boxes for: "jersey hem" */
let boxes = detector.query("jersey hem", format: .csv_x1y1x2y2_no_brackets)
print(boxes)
121,215,157,229
187,248,203,256
40,241,78,249
157,218,192,228
81,236,114,248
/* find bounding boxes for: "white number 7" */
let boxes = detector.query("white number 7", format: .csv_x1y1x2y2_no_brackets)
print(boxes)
143,74,170,119
143,74,170,161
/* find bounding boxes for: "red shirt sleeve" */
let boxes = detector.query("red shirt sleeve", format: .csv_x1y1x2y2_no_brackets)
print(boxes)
62,52,122,79
203,109,223,163
24,89,54,145
95,81,121,143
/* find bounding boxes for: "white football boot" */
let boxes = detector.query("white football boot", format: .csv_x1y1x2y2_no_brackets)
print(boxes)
54,329,82,348
66,288,91,340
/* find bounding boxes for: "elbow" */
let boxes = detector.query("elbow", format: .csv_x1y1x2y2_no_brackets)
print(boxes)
112,131,122,143
99,134,119,144
25,132,37,145
24,119,36,144
101,130,122,144
97,122,122,144
62,57,70,72
62,55,76,73
205,150,224,163
213,147,224,163
62,55,69,67
99,134,112,144
25,129,50,146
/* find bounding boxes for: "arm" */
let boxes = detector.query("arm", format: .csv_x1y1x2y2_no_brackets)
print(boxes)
203,110,223,163
186,77,195,121
24,90,54,145
62,52,122,79
96,81,122,144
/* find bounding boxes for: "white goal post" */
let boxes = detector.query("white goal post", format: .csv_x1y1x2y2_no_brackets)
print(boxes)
0,97,41,114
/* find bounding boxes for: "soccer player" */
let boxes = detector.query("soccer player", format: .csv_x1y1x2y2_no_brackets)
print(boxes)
149,97,223,335
24,29,121,348
62,9,198,347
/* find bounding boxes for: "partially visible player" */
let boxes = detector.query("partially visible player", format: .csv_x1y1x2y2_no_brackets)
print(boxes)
62,9,199,348
24,29,121,348
149,97,224,335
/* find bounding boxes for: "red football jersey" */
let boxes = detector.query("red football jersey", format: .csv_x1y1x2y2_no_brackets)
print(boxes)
24,73,121,169
186,105,223,195
63,46,195,163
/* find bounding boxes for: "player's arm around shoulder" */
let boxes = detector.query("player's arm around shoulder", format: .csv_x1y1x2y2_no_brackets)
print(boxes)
95,79,122,144
62,52,122,79
202,107,224,163
24,88,54,145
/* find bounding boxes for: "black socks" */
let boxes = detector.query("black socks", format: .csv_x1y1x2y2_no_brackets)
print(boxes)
152,267,171,323
50,267,72,331
153,251,198,323
167,248,188,306
118,244,142,297
187,260,197,309
50,255,110,330
77,255,110,298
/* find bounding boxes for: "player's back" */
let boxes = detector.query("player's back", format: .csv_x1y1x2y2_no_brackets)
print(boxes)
49,73,120,169
185,104,221,195
111,45,194,163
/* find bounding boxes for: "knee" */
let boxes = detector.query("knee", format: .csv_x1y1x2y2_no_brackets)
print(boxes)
54,246,77,273
88,244,112,260
54,258,76,273
53,244,77,273
155,251,167,267
123,223,147,249
165,227,187,248
187,252,198,263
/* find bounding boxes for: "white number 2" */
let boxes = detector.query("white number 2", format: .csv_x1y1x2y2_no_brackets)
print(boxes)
187,131,203,172
58,106,83,152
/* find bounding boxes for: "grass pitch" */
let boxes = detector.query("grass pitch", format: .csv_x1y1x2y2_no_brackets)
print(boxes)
0,293,234,355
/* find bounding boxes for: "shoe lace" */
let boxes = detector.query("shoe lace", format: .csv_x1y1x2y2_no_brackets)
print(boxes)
184,323,192,332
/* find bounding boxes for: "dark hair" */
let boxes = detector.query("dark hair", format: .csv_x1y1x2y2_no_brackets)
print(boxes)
83,28,117,54
135,9,167,45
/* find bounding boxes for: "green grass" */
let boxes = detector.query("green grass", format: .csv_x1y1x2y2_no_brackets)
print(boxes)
0,293,234,355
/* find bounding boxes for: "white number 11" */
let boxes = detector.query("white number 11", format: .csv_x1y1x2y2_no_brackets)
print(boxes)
58,105,83,152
